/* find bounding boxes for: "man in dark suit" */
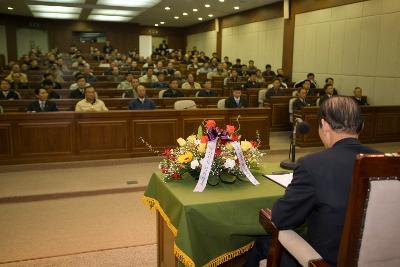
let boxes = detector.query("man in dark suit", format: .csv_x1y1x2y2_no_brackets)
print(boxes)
242,73,261,89
352,87,369,106
225,87,248,108
319,83,335,105
128,85,155,110
197,79,217,97
26,88,58,112
266,78,285,99
0,79,20,100
293,88,313,111
245,97,379,267
162,79,184,98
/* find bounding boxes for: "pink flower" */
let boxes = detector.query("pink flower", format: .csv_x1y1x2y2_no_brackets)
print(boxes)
205,120,216,129
226,125,235,134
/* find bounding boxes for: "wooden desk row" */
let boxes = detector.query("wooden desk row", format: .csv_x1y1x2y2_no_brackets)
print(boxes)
294,106,400,147
0,108,271,165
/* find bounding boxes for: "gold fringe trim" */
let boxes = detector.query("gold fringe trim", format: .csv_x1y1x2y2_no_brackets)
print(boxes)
203,241,255,267
142,196,253,267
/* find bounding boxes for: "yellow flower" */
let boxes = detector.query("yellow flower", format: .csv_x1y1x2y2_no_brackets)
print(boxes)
186,135,196,143
225,142,233,151
240,140,252,152
198,143,206,153
178,152,193,164
177,137,187,147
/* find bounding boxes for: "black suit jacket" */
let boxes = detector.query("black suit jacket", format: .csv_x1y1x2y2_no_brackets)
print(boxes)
352,96,369,106
26,100,58,112
319,94,334,105
292,98,312,111
163,89,184,98
272,138,379,266
225,96,248,108
70,89,85,99
0,90,20,100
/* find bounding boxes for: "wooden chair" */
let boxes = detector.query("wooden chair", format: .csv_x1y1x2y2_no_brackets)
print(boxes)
173,100,196,110
259,153,400,267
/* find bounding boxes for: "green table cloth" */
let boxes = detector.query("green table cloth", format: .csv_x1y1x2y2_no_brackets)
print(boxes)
143,168,285,267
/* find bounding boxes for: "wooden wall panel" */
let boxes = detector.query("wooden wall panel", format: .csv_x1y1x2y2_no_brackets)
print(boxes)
16,122,73,156
0,124,12,158
229,115,271,149
77,121,128,153
132,119,177,151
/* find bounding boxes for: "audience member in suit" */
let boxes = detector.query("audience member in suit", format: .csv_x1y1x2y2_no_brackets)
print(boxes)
276,68,290,84
302,79,316,96
225,88,248,108
9,72,29,90
321,77,339,96
265,78,285,99
231,58,242,71
262,64,276,78
247,60,257,73
121,77,139,98
139,68,158,83
245,96,380,267
295,73,318,89
0,79,20,100
197,79,217,97
243,73,261,89
42,79,60,99
92,50,104,61
352,87,369,106
102,40,113,54
152,73,169,88
319,84,335,105
162,79,184,98
75,86,108,112
42,73,62,89
69,76,87,99
293,88,313,112
128,85,155,110
26,88,58,112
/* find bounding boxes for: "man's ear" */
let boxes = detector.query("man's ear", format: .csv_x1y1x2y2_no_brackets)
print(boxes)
320,118,331,133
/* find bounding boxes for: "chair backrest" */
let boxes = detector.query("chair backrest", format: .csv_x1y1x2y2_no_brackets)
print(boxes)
158,89,167,98
288,98,297,123
316,98,320,106
217,99,226,109
0,105,3,113
195,91,200,97
258,88,267,107
174,100,196,110
338,153,400,267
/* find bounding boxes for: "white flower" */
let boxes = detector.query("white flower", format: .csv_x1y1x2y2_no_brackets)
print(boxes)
224,159,236,169
177,138,186,147
194,139,201,145
190,159,200,169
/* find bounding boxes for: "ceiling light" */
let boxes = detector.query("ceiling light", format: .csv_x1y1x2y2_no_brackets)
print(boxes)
182,12,188,16
208,14,213,17
174,16,179,19
234,6,240,10
7,7,13,10
97,0,161,8
198,17,203,21
193,8,198,12
219,0,224,2
32,12,80,19
88,15,133,21
155,23,159,26
164,6,170,10
160,21,165,24
29,5,81,13
205,4,210,8
31,0,84,3
91,9,138,16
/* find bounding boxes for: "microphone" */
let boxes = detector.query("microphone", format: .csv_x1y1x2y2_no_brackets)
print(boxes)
296,120,310,135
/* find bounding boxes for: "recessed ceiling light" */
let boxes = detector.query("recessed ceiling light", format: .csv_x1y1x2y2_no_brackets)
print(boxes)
97,0,161,8
205,4,210,8
29,5,81,13
193,8,198,12
88,14,133,21
208,14,213,17
198,17,203,21
155,23,159,26
91,9,138,16
164,6,170,10
174,16,179,19
7,7,13,10
234,6,240,10
219,0,224,2
182,12,188,16
32,12,80,19
160,21,165,24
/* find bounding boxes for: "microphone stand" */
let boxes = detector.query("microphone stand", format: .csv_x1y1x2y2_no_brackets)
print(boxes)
280,120,299,170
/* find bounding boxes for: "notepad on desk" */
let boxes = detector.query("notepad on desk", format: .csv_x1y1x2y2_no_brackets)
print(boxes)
263,173,293,188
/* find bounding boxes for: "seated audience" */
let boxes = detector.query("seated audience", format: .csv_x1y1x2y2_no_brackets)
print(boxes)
82,67,97,83
182,73,201,89
154,61,166,75
225,69,241,85
75,86,108,112
262,64,276,78
293,88,313,111
266,78,285,99
352,87,369,106
239,65,249,77
9,73,29,90
118,73,136,90
152,73,169,88
165,62,176,76
29,59,41,70
225,87,248,108
322,77,339,96
128,85,155,110
69,76,88,99
255,70,264,83
92,50,104,61
72,63,86,77
129,61,141,72
243,73,261,89
207,63,228,79
139,68,158,83
56,58,69,73
102,40,113,54
295,73,318,88
42,79,60,99
26,88,58,112
197,79,217,97
319,84,335,105
302,79,315,96
187,57,200,70
247,60,257,73
71,55,89,68
223,56,232,68
43,73,62,89
142,58,155,70
5,64,28,83
276,68,290,84
107,67,123,83
162,79,184,98
232,58,242,71
0,79,20,100
197,62,211,75
245,96,379,267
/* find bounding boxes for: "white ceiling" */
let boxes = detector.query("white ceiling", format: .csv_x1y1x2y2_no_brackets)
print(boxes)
0,0,282,27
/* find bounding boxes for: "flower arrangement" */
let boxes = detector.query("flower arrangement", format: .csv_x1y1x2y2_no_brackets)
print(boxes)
142,118,264,191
